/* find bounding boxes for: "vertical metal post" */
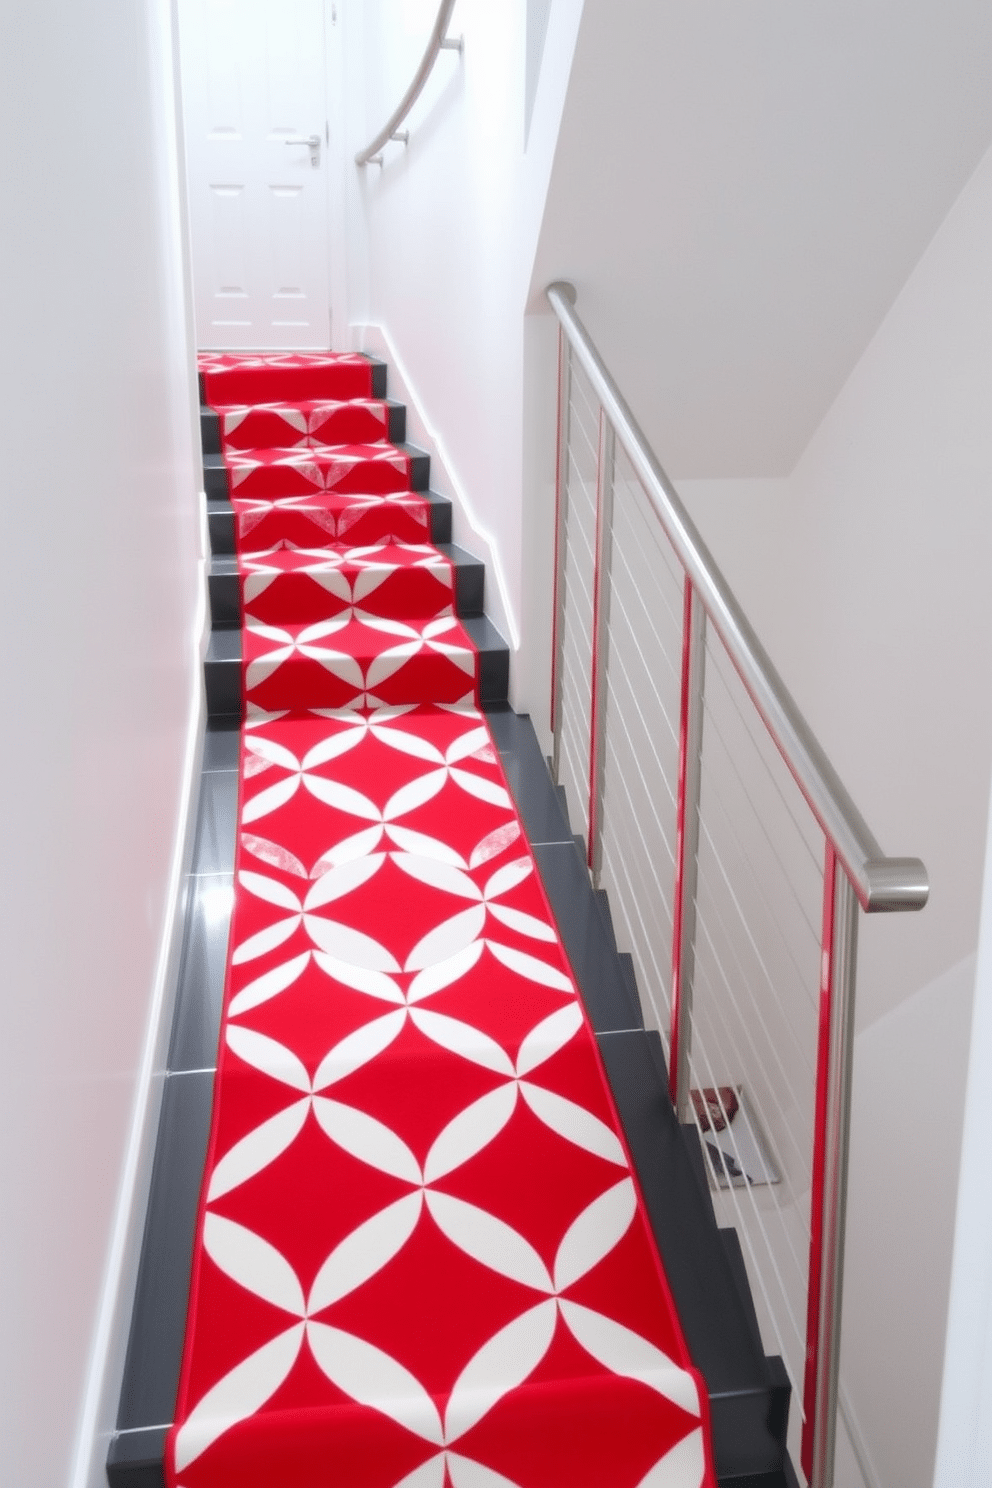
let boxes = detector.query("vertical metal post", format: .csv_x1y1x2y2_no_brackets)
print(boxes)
587,413,616,886
550,326,572,781
803,845,860,1488
669,576,707,1120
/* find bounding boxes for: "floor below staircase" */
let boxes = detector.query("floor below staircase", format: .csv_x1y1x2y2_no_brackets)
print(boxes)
108,353,798,1488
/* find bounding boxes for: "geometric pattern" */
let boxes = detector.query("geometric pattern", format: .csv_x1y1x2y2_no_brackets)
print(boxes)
168,353,716,1488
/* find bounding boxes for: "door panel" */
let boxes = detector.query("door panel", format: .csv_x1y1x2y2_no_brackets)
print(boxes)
180,0,330,349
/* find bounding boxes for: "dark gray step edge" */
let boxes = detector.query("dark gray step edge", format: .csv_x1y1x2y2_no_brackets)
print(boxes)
208,541,484,629
597,1030,791,1481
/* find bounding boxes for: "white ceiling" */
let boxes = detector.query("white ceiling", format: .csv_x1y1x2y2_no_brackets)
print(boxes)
529,0,992,477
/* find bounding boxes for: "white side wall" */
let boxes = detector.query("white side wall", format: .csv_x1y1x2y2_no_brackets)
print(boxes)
339,0,583,705
678,142,992,1488
0,1,203,1483
934,813,992,1488
529,0,992,477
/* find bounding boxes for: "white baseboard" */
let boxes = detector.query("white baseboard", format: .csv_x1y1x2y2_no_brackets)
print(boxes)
349,321,519,661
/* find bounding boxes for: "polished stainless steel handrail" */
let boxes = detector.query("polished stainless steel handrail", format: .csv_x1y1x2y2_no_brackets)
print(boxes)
355,0,462,168
546,280,928,916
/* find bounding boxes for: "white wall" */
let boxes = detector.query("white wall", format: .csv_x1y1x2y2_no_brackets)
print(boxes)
0,1,203,1483
934,815,992,1488
530,0,992,477
338,0,583,702
678,142,992,1488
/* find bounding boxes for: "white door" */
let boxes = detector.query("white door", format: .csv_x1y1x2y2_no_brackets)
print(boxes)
179,0,331,349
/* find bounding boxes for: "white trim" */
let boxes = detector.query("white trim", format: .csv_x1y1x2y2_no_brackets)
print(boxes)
350,319,520,654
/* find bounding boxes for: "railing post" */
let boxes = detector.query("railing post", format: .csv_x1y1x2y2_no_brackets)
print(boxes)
669,576,707,1120
550,325,572,781
803,845,860,1487
587,412,616,885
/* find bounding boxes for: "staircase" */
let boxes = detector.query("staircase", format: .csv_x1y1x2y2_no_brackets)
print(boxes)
200,359,509,721
108,353,796,1488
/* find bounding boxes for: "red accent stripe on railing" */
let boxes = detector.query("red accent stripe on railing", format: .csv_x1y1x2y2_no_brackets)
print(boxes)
803,841,837,1479
550,328,566,737
668,576,695,1108
587,409,607,870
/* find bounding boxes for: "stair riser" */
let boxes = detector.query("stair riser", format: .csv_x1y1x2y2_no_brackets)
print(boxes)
243,648,479,714
709,1376,793,1480
198,356,387,407
203,448,429,501
206,621,508,721
210,555,484,628
201,400,405,455
207,493,453,555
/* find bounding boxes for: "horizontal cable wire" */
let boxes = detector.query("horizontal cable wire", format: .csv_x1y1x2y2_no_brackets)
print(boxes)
692,809,820,1100
568,362,602,431
565,403,601,481
610,533,685,672
566,367,600,437
600,835,673,1048
688,854,818,1115
685,1036,807,1406
612,523,686,665
699,690,823,957
704,633,823,876
602,727,677,907
690,740,824,1030
690,779,820,1047
615,463,687,597
607,592,682,766
603,659,679,830
684,1012,808,1367
689,891,815,1203
610,563,684,710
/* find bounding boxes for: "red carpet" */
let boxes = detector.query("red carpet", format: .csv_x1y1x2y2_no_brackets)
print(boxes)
169,353,716,1488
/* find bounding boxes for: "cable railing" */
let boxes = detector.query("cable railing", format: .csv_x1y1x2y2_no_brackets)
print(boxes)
355,0,463,168
546,280,928,1488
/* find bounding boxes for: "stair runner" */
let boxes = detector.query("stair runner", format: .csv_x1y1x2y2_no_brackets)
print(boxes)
169,352,717,1488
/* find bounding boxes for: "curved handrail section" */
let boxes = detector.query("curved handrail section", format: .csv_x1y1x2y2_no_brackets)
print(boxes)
356,0,462,168
546,280,929,915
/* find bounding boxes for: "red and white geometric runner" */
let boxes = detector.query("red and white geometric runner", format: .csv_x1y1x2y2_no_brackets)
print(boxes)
168,353,717,1488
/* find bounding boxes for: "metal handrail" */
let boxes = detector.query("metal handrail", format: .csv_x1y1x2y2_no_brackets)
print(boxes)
546,280,928,916
355,0,463,168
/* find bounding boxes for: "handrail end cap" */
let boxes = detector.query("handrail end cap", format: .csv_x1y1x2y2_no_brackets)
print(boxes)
862,857,929,913
547,280,577,307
